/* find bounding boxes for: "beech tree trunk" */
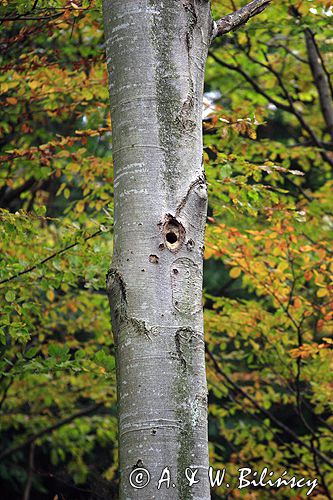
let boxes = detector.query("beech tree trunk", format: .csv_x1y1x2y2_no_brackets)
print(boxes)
103,1,212,498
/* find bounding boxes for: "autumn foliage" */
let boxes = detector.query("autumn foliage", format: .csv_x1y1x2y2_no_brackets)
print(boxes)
0,0,332,498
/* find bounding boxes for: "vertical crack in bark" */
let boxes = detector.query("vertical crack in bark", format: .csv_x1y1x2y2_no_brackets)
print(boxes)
175,329,187,371
183,0,198,51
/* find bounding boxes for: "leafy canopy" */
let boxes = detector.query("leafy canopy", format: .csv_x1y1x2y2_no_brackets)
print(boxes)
0,0,332,498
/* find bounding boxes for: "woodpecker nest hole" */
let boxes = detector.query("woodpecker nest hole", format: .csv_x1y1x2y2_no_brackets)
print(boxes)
162,214,185,252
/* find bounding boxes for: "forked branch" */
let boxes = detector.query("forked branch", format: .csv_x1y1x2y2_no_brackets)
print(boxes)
212,0,271,39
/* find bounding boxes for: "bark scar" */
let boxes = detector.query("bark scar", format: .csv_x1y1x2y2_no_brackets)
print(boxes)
130,317,158,341
183,0,198,51
175,174,207,216
175,91,196,131
106,269,156,342
106,268,128,346
171,258,202,315
180,0,197,133
175,329,187,371
106,268,127,303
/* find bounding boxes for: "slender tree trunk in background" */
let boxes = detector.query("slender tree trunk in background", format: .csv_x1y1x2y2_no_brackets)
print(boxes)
103,1,212,498
305,28,333,142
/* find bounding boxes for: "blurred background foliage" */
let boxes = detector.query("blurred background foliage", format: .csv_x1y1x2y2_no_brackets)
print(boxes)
0,0,332,498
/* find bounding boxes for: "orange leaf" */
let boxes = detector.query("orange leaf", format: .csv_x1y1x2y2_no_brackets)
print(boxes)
6,97,17,105
230,267,242,279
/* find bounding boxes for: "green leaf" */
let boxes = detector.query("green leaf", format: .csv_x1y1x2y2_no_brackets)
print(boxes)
5,291,15,302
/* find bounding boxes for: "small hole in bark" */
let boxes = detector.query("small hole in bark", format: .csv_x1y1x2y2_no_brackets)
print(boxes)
166,232,178,244
173,268,179,274
186,239,195,250
133,459,143,470
151,428,156,435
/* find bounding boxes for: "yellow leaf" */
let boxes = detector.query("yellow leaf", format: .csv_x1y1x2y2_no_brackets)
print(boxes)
29,81,39,90
68,163,80,173
277,261,289,272
47,289,55,302
76,200,85,213
230,267,242,279
300,245,312,252
1,83,9,94
317,288,328,298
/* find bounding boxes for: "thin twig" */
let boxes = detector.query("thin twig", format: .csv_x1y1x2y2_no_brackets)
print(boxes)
0,403,103,461
23,443,35,500
0,229,103,286
209,51,333,168
206,346,333,468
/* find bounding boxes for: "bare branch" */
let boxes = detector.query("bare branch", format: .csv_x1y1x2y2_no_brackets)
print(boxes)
0,229,103,286
206,346,333,469
209,51,333,169
0,403,103,462
212,0,271,39
208,51,291,112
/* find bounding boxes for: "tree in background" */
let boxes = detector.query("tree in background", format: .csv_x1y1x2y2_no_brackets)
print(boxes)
0,1,332,499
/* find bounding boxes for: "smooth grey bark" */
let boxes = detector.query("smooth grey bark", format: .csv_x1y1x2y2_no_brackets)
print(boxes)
103,1,211,498
102,1,271,499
